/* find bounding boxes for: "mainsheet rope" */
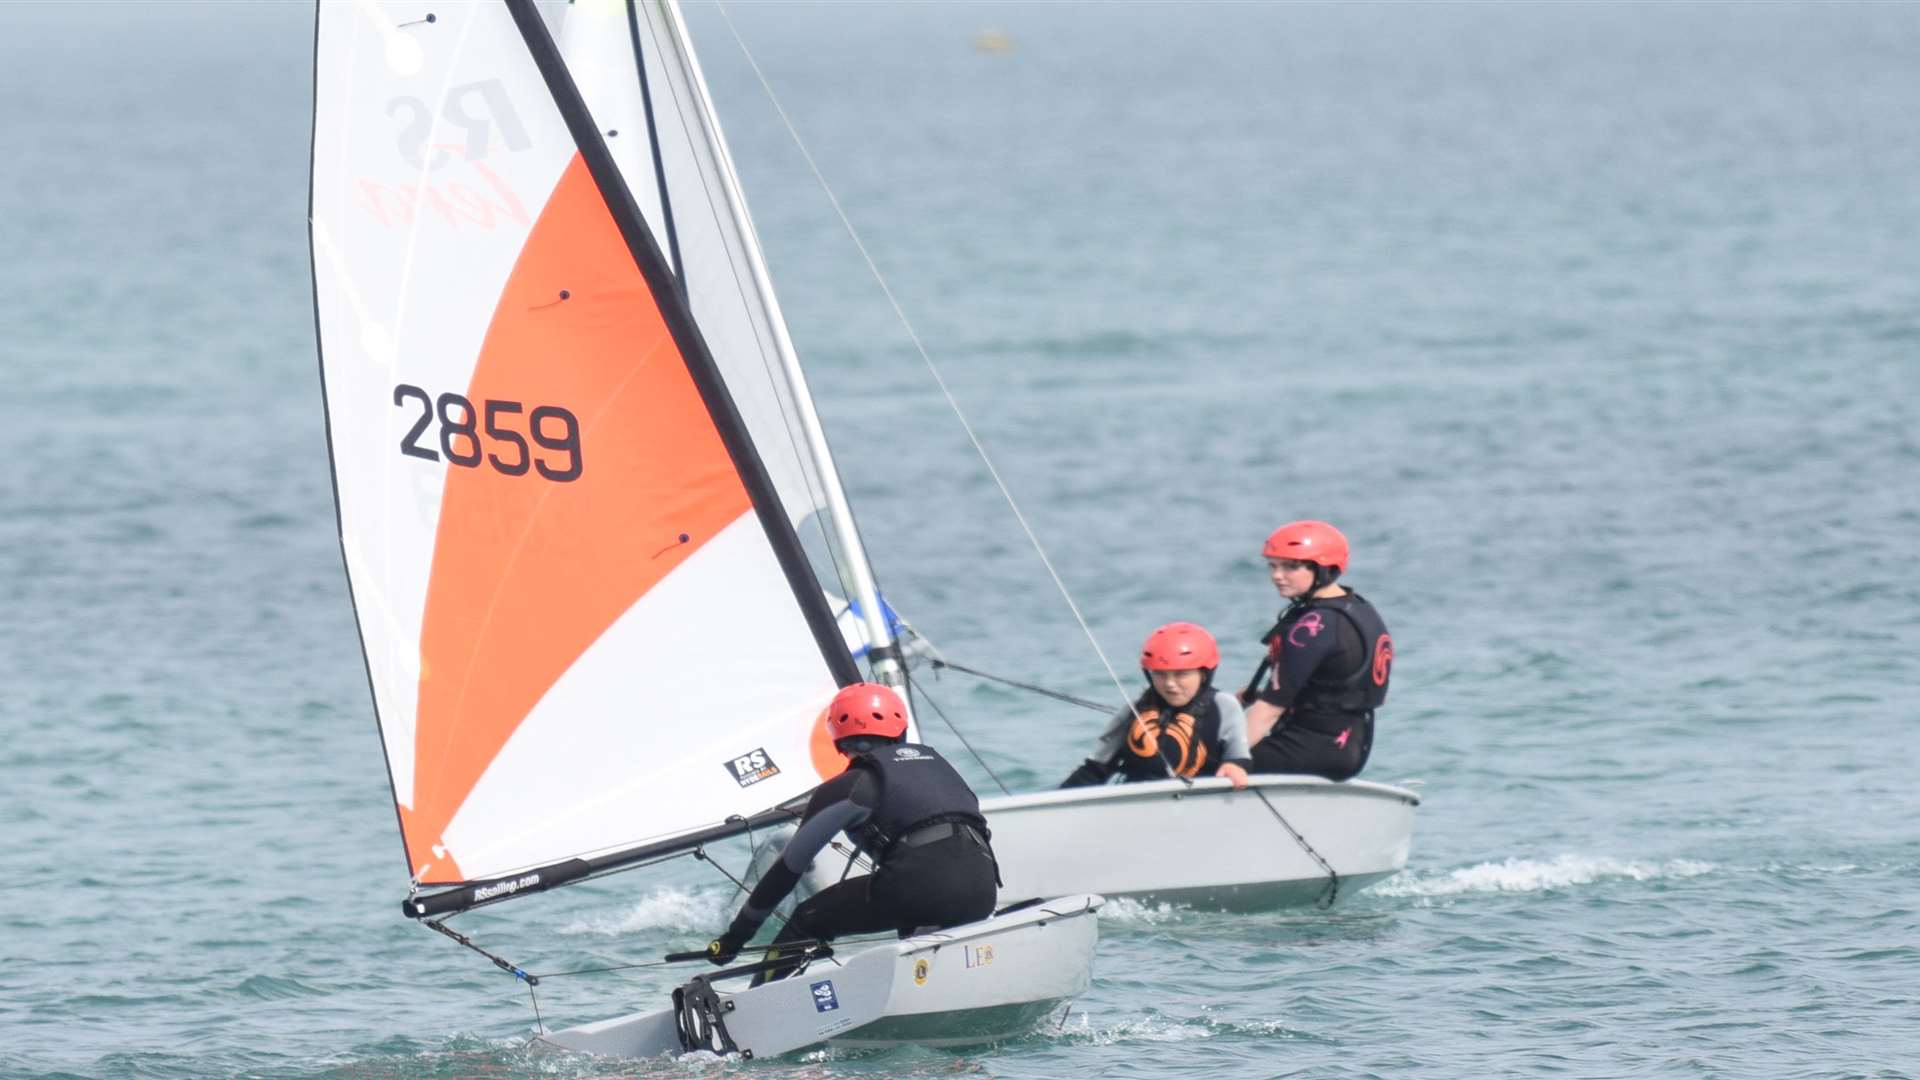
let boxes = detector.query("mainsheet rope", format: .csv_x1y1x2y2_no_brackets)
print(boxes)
902,668,1013,796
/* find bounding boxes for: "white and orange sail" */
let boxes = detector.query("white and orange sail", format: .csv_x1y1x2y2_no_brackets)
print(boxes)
309,0,872,898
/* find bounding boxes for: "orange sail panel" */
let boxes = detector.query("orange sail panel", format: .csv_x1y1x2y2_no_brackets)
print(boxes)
402,154,750,883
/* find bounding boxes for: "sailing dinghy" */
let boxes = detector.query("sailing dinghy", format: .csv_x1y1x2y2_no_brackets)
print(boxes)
309,0,1098,1058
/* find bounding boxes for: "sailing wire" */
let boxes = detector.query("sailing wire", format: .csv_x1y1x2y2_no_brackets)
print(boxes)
712,2,1143,717
902,668,1012,796
692,845,908,975
927,658,1117,714
1252,788,1340,907
695,842,805,940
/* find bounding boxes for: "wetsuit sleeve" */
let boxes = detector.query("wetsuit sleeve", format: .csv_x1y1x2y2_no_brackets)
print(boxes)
727,771,875,940
1061,709,1132,787
1256,614,1352,708
1088,708,1132,762
1212,690,1252,767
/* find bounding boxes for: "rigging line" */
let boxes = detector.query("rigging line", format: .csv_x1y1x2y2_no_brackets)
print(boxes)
928,658,1117,714
424,917,538,985
693,846,902,970
624,0,685,283
711,1,1141,716
693,843,799,938
903,669,1012,796
828,838,875,882
534,958,676,980
694,843,854,975
1252,788,1340,908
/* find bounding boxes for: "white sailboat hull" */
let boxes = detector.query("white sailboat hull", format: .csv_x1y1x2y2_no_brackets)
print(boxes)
534,895,1102,1059
982,777,1418,910
803,777,1419,911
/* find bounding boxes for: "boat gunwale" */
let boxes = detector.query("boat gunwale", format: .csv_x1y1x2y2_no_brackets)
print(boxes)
977,775,1420,814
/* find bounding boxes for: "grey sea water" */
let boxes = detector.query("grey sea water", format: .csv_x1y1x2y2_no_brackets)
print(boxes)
3,2,1916,1077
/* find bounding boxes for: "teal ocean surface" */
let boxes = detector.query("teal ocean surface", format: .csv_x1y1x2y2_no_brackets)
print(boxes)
3,3,1916,1077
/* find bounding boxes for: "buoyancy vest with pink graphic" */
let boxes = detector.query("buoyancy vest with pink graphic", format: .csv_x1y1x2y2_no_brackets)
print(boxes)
1261,590,1392,731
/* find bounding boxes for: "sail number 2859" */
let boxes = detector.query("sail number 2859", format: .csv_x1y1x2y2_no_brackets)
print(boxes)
393,384,582,482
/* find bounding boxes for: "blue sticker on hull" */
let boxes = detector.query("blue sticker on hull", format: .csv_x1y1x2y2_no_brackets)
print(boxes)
810,979,839,1013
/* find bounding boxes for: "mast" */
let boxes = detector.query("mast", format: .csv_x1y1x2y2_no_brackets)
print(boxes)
653,0,904,686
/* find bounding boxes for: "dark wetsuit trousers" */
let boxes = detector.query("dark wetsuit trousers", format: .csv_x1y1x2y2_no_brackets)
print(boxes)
1249,717,1371,781
758,832,997,982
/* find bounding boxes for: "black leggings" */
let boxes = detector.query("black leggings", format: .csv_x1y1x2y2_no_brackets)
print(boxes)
1249,718,1371,781
757,834,997,982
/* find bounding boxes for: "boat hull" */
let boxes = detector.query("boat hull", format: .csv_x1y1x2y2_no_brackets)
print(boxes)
983,777,1418,910
803,776,1419,911
533,895,1102,1059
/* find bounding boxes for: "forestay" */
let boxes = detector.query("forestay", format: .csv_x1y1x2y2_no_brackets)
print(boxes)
309,0,859,891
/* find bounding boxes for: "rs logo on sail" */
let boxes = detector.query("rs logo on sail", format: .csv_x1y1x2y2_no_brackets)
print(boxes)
387,80,532,170
725,749,781,788
358,80,535,229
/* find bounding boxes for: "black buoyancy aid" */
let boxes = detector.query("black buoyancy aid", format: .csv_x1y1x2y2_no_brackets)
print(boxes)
847,742,988,861
1117,691,1225,781
1266,590,1392,727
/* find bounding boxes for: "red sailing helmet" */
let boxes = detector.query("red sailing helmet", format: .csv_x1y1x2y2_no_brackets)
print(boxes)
1263,520,1349,573
825,682,909,742
1140,622,1220,672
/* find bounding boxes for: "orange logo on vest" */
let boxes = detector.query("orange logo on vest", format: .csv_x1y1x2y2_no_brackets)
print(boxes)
1126,709,1209,777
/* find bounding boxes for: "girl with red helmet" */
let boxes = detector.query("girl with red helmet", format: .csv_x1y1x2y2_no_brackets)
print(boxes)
707,682,998,981
1241,521,1392,781
1060,622,1252,789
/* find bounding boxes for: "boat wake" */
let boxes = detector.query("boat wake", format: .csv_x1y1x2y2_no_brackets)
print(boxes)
1052,1009,1328,1047
554,886,730,936
1095,897,1198,926
1372,854,1715,898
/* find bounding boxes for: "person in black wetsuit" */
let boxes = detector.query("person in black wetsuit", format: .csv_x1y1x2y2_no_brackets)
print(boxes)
1059,621,1252,789
706,682,997,981
1241,520,1392,781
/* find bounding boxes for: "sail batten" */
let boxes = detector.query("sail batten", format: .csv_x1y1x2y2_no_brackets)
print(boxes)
311,0,858,896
